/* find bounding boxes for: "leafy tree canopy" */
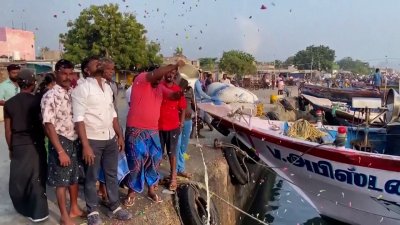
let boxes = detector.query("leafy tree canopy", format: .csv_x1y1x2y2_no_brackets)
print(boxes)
174,46,183,57
293,45,335,71
59,4,162,70
219,50,256,78
285,56,295,67
273,60,284,68
336,57,371,75
199,57,218,71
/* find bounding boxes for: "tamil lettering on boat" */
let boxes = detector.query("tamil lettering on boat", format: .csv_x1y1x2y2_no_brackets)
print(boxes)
267,145,400,196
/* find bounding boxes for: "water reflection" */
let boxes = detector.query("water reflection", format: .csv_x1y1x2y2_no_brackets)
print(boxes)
242,171,350,225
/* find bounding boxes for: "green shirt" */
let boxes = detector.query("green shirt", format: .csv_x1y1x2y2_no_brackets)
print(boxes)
0,79,20,101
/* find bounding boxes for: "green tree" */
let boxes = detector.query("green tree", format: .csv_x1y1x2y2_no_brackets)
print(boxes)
285,56,295,66
199,57,218,71
59,4,162,70
174,46,183,57
39,46,50,59
219,50,256,79
293,45,335,71
273,60,284,69
336,57,371,75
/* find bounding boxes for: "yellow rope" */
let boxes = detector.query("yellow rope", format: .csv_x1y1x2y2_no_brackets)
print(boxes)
287,119,326,142
256,103,264,117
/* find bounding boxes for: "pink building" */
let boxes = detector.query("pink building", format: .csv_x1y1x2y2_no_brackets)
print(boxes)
0,27,35,60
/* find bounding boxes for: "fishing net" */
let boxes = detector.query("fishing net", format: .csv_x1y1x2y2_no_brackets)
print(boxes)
287,119,327,142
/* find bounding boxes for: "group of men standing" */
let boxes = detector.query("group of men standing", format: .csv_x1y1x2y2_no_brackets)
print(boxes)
3,58,192,225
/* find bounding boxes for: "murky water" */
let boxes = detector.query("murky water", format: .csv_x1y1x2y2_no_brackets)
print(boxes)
241,171,349,225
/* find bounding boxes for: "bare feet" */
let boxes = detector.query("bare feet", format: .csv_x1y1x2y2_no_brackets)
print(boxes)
69,206,84,218
60,215,75,225
169,177,177,191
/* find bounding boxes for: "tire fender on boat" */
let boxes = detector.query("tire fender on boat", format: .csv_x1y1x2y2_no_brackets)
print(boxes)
223,146,249,185
231,136,260,163
178,184,220,225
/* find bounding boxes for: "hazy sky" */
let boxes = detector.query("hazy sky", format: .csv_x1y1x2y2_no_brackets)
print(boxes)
1,0,400,67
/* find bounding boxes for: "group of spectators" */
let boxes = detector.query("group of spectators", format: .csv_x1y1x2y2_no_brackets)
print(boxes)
2,58,193,225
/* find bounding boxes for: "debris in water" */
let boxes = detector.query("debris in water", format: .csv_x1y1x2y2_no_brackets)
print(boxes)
260,5,267,10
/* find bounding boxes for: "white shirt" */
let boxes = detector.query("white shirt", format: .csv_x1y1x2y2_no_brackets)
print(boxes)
77,77,86,86
220,78,231,84
72,77,117,140
125,85,132,105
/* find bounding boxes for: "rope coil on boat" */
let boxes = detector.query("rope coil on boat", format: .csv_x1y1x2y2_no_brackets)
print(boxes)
287,119,327,142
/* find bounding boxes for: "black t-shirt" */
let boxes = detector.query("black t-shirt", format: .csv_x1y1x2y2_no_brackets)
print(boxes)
4,92,45,146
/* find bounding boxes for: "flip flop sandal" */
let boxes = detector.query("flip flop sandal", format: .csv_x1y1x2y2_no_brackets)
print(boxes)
123,196,135,207
147,194,163,203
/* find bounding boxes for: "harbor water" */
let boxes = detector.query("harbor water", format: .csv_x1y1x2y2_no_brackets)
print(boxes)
242,170,350,225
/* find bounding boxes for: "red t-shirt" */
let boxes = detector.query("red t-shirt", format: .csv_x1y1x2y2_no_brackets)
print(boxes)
126,73,163,130
158,82,187,131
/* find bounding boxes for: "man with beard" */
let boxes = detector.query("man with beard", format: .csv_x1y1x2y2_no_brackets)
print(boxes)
123,61,185,206
97,59,130,203
5,69,49,223
0,64,21,106
41,59,83,225
78,56,99,86
72,58,131,225
158,69,186,191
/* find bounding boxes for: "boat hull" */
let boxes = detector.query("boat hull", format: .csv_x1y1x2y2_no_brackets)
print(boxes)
198,103,400,225
242,133,400,225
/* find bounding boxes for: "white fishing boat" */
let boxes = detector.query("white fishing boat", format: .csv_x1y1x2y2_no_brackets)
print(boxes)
197,94,400,225
301,94,385,125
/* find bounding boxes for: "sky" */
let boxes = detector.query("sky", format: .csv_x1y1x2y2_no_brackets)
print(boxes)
1,0,400,68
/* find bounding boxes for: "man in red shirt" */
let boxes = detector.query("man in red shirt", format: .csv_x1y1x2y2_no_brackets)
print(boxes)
159,70,186,191
124,61,185,205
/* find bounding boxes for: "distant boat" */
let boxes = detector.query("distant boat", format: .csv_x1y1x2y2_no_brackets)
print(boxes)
198,96,400,225
299,83,382,104
300,94,385,126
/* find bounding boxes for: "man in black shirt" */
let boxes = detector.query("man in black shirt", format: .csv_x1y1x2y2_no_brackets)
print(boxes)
4,69,49,223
